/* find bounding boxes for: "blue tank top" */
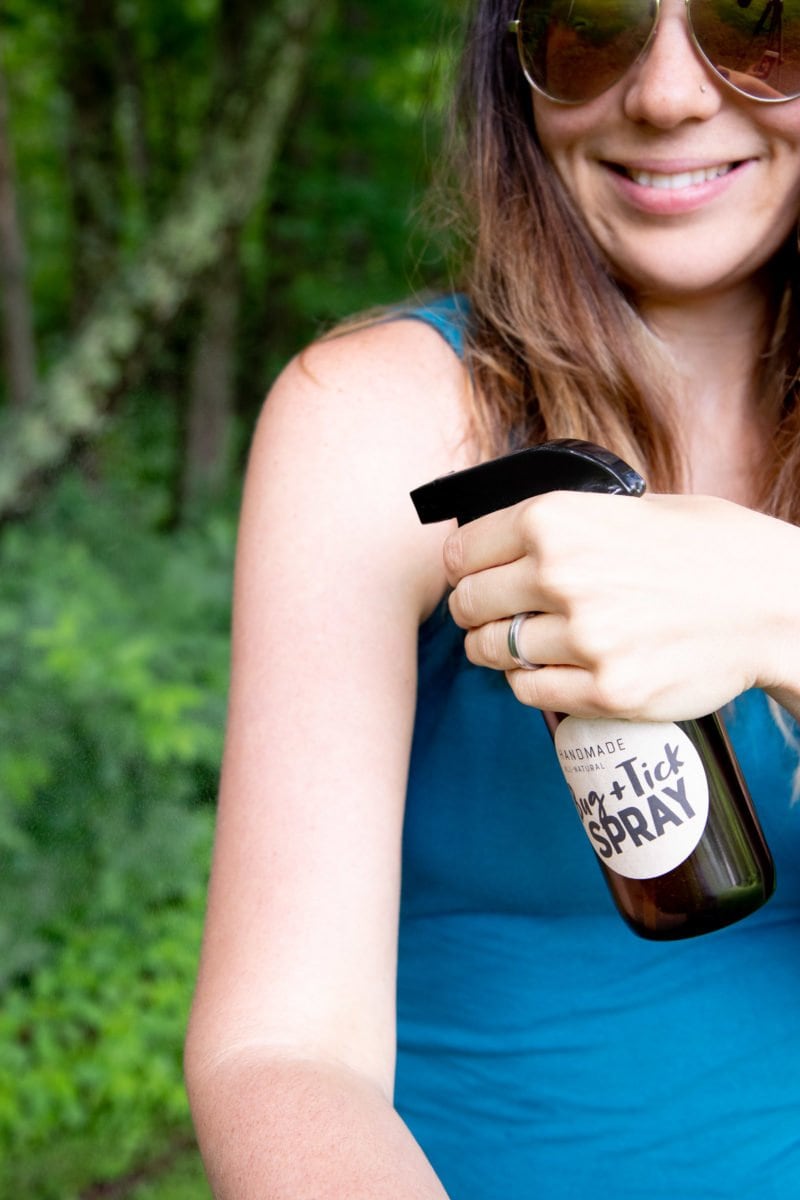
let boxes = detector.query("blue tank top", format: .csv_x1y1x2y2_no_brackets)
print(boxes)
394,299,800,1199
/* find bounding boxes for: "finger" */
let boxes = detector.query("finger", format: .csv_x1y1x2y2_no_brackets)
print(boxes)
442,501,532,587
448,553,554,630
507,611,542,670
504,663,646,720
464,613,571,672
503,664,603,717
504,658,706,723
443,491,622,588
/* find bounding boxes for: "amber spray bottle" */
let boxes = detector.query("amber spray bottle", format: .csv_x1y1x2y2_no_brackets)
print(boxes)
411,440,775,939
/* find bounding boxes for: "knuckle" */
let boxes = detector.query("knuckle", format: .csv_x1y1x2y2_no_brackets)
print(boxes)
465,622,504,665
449,574,480,628
516,496,549,551
534,557,566,603
518,491,571,539
590,662,647,718
462,629,480,664
567,612,612,666
487,620,510,663
517,505,574,601
442,531,464,581
506,668,540,707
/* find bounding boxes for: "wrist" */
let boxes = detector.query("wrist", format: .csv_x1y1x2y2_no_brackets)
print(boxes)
749,514,800,707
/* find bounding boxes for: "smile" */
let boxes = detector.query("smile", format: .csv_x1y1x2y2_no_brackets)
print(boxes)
621,164,737,190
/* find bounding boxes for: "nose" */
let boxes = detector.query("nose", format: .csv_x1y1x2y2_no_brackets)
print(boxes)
622,2,722,126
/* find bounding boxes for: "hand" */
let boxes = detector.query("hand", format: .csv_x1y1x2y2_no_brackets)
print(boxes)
444,490,800,721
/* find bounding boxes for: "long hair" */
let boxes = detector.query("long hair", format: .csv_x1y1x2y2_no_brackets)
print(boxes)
446,0,800,519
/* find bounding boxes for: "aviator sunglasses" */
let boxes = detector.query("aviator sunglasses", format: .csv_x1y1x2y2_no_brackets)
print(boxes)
509,0,800,103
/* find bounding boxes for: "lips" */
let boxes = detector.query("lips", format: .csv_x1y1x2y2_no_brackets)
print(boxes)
599,156,749,217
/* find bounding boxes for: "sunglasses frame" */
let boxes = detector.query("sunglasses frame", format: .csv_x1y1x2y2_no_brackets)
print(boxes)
509,0,800,105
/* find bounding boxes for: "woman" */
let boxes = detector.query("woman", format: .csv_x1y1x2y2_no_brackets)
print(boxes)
185,1,800,1195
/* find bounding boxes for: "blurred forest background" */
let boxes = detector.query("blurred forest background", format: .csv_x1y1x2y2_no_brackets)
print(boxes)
0,1,462,1195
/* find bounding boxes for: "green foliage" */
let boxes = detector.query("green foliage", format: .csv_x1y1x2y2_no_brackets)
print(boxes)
0,451,233,986
0,382,227,1193
0,1,469,1194
0,0,225,358
128,1147,213,1200
0,867,213,1199
236,1,464,400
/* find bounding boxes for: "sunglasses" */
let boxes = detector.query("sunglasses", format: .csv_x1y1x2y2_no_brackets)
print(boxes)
509,0,800,104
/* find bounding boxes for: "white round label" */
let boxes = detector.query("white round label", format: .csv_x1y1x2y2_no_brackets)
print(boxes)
554,717,709,880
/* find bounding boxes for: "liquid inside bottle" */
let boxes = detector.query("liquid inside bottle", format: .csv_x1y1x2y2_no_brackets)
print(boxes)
545,710,775,940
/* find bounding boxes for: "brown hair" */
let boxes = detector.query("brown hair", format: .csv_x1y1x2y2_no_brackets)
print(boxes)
445,0,800,520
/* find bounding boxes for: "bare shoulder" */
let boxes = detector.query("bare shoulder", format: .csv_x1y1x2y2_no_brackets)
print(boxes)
244,315,475,619
264,315,472,481
282,313,469,420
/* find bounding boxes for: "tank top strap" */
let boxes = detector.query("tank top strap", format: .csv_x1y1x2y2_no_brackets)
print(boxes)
401,294,470,360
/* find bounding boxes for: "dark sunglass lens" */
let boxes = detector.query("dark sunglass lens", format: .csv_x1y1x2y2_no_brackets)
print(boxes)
518,0,657,102
690,0,800,100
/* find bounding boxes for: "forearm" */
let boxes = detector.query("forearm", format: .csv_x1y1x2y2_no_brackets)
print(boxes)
187,1053,450,1200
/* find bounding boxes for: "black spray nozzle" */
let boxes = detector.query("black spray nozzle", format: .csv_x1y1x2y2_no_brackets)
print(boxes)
410,439,646,526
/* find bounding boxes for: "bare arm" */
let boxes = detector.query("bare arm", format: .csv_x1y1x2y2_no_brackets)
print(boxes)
185,319,473,1198
186,1055,449,1200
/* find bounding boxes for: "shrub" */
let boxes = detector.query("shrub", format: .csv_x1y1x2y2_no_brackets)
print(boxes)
0,842,212,1198
0,465,233,985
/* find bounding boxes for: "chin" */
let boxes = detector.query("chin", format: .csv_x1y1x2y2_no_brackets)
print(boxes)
612,259,757,303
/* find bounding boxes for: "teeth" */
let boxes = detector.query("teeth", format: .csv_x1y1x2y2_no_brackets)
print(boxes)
628,164,732,188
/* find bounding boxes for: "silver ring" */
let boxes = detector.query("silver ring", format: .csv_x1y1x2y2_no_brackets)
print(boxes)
508,612,540,671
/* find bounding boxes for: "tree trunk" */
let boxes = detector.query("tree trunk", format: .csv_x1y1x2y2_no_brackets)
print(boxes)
0,52,37,411
0,0,335,522
62,0,122,324
179,0,263,514
113,1,152,212
182,241,240,510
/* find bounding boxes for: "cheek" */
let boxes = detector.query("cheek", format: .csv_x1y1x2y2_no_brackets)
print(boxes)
532,95,608,181
751,106,800,183
531,122,590,212
532,90,609,140
753,99,800,140
533,98,576,160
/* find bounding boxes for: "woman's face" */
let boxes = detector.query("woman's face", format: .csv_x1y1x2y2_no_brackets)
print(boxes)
532,0,800,302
